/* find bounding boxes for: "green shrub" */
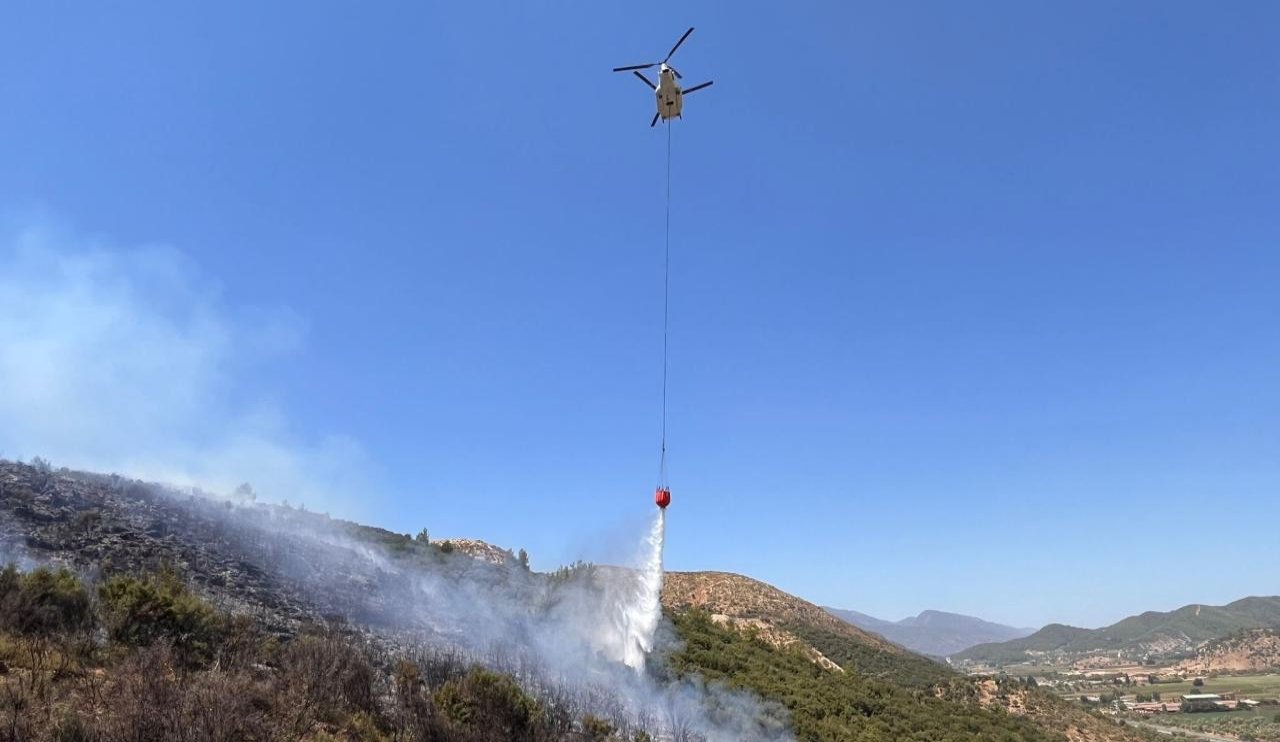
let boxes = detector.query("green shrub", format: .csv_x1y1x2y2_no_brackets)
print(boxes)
0,566,19,638
434,667,546,739
0,565,92,638
279,628,378,720
51,710,94,742
98,568,223,667
581,714,614,740
344,711,391,741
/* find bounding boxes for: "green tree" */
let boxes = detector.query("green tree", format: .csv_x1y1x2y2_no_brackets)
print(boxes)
415,528,430,544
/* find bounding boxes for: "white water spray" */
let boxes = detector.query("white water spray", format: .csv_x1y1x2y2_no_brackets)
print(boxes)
619,509,666,670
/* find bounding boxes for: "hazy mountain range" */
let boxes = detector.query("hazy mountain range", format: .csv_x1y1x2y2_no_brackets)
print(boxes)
956,596,1280,666
824,607,1035,657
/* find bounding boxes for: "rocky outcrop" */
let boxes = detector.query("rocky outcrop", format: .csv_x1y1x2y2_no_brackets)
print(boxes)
1178,628,1280,674
441,538,514,566
663,570,900,653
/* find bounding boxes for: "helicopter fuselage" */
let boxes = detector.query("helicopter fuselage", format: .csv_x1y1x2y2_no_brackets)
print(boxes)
655,66,683,121
612,29,711,127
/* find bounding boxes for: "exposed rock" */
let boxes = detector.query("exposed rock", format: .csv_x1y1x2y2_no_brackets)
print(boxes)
441,538,513,566
1178,628,1280,674
663,570,901,653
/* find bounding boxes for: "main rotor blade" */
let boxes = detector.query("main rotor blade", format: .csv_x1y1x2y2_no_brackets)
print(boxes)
650,112,660,127
613,63,657,72
682,80,713,95
664,27,694,62
633,71,657,90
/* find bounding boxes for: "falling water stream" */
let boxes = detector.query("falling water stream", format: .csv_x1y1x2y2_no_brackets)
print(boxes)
620,509,666,670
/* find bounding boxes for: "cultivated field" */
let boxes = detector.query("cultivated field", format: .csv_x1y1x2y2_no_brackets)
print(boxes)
1135,708,1280,741
1132,674,1280,700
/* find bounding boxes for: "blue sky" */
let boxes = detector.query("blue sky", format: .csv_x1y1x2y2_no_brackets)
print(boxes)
2,2,1277,629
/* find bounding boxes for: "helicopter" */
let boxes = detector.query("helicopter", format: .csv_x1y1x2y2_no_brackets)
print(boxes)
613,27,714,127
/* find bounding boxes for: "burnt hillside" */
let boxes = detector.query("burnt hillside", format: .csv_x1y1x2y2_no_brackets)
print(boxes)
0,459,533,641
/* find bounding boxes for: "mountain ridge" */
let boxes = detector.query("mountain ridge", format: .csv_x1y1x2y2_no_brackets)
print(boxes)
825,605,1035,657
958,596,1280,666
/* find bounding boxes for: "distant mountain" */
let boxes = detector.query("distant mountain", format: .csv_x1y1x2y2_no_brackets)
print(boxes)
826,608,899,633
825,606,1035,657
957,597,1280,667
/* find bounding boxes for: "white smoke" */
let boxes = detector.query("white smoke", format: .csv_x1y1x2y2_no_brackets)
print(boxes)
187,491,791,740
0,217,378,520
0,216,792,738
0,537,38,572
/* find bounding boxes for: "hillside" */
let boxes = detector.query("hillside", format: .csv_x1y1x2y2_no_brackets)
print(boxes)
667,612,1161,742
663,571,952,686
959,597,1280,667
1177,628,1280,674
0,459,1157,741
826,605,1035,657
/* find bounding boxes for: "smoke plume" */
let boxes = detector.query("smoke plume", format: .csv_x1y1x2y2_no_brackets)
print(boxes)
177,484,791,740
0,217,792,738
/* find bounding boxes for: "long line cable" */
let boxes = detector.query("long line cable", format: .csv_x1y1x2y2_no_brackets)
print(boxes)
659,121,672,487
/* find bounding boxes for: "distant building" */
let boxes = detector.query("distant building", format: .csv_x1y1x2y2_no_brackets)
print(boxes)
1181,694,1224,713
